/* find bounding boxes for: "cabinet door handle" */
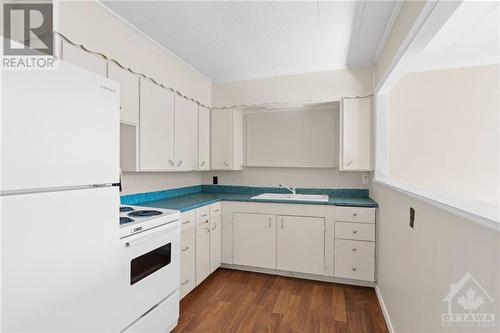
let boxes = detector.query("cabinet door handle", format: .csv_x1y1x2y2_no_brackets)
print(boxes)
352,230,358,234
345,160,354,167
200,161,206,167
201,214,208,218
223,161,230,167
204,227,210,233
280,218,284,229
212,222,217,231
182,220,190,225
176,160,183,167
352,267,357,272
352,248,357,252
181,246,190,252
352,213,358,217
213,209,220,213
268,217,272,228
168,159,174,167
181,279,189,286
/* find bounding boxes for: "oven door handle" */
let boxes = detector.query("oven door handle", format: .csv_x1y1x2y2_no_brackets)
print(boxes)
125,223,178,248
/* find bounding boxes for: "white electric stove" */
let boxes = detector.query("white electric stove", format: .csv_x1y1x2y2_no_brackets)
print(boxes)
119,205,180,239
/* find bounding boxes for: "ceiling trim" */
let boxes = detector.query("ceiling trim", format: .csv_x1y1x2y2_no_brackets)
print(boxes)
213,61,373,84
373,1,403,64
96,0,212,83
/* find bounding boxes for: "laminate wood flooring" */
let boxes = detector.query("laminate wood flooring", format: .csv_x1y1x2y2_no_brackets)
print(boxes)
172,268,388,333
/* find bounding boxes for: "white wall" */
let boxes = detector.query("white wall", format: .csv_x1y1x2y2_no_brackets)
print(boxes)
212,66,373,107
208,66,374,189
201,167,368,189
54,1,208,194
374,1,500,332
388,65,499,205
371,183,499,333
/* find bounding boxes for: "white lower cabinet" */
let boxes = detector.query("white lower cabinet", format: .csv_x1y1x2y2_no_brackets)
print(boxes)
180,211,196,299
234,213,276,269
222,202,375,283
209,204,221,273
195,214,210,285
334,239,375,281
276,215,326,276
179,203,221,299
334,206,376,282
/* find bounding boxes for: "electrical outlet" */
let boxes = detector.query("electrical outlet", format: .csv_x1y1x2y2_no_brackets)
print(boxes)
213,176,218,185
409,207,415,228
362,174,369,184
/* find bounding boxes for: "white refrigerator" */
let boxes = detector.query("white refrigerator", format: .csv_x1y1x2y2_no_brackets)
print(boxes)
1,61,126,331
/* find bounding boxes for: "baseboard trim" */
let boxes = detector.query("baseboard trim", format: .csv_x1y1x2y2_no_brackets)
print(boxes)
375,284,395,333
221,263,375,288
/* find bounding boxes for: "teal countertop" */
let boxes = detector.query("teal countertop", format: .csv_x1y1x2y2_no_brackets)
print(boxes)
132,190,378,212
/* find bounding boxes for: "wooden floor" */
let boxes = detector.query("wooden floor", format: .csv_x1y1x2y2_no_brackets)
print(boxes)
172,268,388,333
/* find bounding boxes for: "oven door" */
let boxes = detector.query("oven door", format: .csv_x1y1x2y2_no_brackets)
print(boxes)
122,221,180,325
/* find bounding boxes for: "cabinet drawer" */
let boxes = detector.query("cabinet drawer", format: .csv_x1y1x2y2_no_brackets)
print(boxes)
196,206,210,225
335,240,374,281
335,207,375,223
335,239,374,260
181,228,195,264
210,202,221,217
180,261,195,299
181,210,195,231
335,222,375,241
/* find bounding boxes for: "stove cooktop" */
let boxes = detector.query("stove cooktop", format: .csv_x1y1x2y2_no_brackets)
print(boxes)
119,205,180,239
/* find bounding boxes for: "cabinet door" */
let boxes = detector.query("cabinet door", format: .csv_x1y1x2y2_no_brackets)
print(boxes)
195,215,210,285
277,215,325,275
211,109,233,170
209,213,221,273
139,78,175,171
234,213,276,269
61,42,107,76
174,97,198,171
198,106,210,170
108,63,139,124
340,97,372,171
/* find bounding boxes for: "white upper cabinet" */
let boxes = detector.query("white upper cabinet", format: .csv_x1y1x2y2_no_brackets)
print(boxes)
211,109,243,170
61,42,107,77
139,78,175,171
174,96,198,171
198,106,210,170
107,63,139,124
339,97,372,171
276,215,326,276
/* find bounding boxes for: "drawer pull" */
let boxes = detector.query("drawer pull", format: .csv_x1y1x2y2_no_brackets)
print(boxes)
352,230,358,234
214,209,220,213
181,279,189,286
352,248,357,252
181,246,190,252
212,222,217,231
201,214,208,217
182,220,190,225
353,213,358,217
204,227,210,233
352,267,357,271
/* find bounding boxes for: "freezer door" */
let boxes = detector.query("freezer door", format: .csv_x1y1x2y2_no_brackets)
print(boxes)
1,187,129,331
1,60,120,192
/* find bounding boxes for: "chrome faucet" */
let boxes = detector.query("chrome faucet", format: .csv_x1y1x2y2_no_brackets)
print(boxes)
279,183,296,195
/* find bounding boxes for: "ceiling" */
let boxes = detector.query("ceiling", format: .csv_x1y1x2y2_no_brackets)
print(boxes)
101,1,398,82
409,1,499,72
